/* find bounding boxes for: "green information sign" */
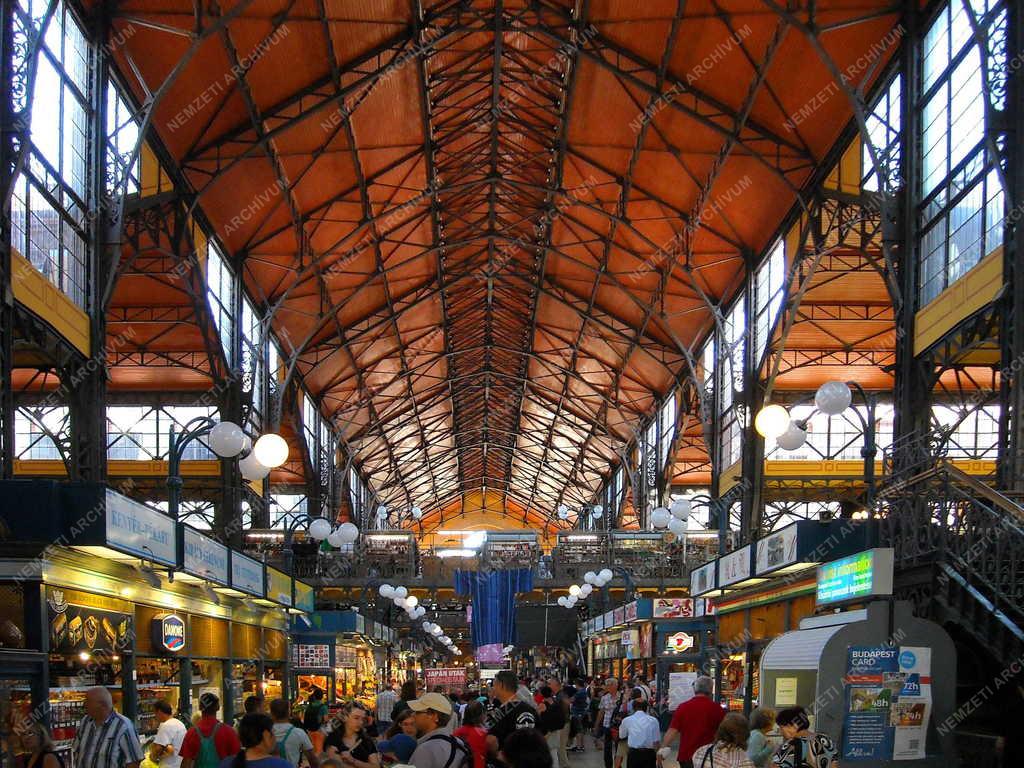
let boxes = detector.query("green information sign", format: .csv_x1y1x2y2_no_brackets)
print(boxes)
816,548,894,606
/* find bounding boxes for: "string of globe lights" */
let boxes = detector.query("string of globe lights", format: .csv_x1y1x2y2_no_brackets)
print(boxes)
556,503,603,522
557,568,613,609
377,583,461,656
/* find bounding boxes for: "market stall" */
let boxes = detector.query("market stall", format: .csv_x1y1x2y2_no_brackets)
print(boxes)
692,520,877,712
290,610,395,707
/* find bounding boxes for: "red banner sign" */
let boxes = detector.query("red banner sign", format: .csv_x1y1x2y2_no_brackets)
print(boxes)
424,667,468,691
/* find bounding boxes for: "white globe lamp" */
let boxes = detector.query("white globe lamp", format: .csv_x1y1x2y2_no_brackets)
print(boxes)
379,584,394,598
239,451,271,481
583,571,597,585
308,518,332,541
651,507,671,529
816,381,853,415
599,568,613,583
569,584,581,597
776,421,808,451
208,421,246,458
406,595,419,609
670,499,691,520
668,516,686,535
336,522,359,544
253,433,289,467
755,404,790,439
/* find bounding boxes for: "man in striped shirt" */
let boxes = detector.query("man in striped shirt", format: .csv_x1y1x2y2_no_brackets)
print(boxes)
376,683,398,732
73,687,144,768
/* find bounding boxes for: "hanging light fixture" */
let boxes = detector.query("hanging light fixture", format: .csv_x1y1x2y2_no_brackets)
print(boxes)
754,404,791,438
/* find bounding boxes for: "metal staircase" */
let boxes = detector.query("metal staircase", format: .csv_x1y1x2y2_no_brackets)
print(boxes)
878,460,1024,667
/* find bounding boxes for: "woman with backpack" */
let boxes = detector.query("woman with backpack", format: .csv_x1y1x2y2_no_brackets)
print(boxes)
219,713,290,768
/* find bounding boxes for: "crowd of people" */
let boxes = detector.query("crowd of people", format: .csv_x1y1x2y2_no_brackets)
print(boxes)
14,674,837,768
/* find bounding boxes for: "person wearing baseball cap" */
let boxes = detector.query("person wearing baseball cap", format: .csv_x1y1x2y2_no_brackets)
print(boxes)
406,692,470,768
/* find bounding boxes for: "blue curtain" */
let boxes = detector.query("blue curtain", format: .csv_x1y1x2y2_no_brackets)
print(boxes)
454,568,533,648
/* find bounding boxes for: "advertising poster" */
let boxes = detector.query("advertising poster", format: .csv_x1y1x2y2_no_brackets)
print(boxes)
637,623,653,659
842,645,933,761
668,671,697,709
652,598,694,619
46,587,133,656
891,647,932,760
843,646,897,760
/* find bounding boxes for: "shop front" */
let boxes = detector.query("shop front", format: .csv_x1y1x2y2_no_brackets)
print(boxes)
290,611,395,709
691,521,875,713
583,598,714,715
0,480,295,749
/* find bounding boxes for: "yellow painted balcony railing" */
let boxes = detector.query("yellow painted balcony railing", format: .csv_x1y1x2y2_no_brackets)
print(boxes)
13,459,222,477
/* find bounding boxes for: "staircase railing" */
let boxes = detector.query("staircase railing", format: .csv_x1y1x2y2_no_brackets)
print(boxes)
878,460,1024,645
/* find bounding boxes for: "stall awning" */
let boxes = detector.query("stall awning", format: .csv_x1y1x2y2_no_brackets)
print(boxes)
760,625,846,671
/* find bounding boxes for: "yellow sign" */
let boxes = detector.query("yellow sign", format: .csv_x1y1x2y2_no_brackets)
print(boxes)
266,567,292,606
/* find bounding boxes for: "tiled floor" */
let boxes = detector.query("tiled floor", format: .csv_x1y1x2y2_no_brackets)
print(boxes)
556,744,681,768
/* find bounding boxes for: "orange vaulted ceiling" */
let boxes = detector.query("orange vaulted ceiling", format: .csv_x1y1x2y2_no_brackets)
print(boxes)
99,0,903,521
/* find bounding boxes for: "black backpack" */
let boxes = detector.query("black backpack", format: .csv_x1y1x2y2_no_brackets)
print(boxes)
302,701,325,731
424,733,471,768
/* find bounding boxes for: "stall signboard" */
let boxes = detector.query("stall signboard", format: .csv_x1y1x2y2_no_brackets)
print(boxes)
594,614,605,631
106,489,177,566
624,601,638,623
755,523,799,574
719,545,752,587
690,560,716,595
181,526,229,585
152,614,186,652
292,644,330,668
46,586,133,656
266,566,293,606
425,667,468,691
294,580,315,613
817,549,894,607
665,631,695,654
230,551,265,596
653,598,694,619
613,607,626,626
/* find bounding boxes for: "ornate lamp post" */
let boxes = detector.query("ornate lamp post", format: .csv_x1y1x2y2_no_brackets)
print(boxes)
755,380,880,513
166,417,289,521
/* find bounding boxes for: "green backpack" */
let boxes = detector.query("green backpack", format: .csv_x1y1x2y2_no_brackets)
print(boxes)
194,723,222,768
277,725,297,762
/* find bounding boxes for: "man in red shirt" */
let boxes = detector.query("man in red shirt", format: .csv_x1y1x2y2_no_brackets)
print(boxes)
657,676,724,768
180,693,242,768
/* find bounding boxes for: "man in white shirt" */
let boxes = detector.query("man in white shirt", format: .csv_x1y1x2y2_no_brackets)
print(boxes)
150,700,187,768
270,698,319,768
617,700,661,768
